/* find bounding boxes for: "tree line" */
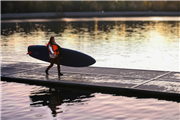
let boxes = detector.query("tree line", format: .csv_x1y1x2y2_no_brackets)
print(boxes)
2,1,180,14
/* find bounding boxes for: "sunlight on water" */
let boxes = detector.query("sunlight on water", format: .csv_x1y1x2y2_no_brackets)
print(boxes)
1,17,180,23
1,17,180,120
1,17,179,71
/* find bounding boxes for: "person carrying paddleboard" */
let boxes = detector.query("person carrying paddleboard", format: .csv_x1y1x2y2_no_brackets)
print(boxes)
45,36,63,76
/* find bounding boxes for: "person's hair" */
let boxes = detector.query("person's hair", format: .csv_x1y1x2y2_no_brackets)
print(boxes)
48,36,54,46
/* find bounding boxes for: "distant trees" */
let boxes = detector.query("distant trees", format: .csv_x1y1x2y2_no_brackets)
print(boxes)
1,1,179,13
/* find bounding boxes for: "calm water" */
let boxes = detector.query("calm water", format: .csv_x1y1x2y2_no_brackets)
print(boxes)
1,17,180,120
1,81,179,120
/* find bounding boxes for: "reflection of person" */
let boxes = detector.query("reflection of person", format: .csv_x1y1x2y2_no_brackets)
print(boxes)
45,36,63,76
48,88,62,117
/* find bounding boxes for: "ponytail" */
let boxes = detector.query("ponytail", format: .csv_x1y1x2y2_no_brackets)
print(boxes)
48,36,54,46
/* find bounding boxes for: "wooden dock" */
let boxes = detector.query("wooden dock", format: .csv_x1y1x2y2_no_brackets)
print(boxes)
1,61,180,102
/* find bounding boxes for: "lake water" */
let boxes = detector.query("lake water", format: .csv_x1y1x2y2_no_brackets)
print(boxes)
1,81,180,120
1,17,179,71
1,17,180,120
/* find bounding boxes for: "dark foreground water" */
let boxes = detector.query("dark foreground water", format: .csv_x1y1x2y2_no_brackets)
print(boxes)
1,81,179,120
1,17,180,120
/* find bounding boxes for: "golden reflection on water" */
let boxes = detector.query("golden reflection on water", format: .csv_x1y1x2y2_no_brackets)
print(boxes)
1,18,179,71
1,17,180,23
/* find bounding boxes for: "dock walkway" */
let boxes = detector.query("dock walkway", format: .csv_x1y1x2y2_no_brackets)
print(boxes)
1,62,180,101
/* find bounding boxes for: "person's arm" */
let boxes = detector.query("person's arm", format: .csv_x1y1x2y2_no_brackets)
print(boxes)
48,45,54,55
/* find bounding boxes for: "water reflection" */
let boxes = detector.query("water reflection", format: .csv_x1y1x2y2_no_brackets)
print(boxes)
28,85,180,118
1,18,179,71
2,81,179,120
29,87,94,117
2,20,179,41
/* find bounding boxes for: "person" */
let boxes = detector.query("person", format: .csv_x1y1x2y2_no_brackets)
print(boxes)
45,36,63,76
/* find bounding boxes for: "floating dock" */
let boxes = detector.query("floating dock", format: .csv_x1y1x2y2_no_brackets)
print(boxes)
1,62,180,102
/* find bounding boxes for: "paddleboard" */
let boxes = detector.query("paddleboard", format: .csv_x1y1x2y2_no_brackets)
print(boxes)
27,45,96,67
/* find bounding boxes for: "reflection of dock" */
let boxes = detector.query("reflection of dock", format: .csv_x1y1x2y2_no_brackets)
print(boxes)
1,62,180,102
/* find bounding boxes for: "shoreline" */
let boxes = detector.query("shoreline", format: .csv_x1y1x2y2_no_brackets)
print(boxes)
1,12,180,20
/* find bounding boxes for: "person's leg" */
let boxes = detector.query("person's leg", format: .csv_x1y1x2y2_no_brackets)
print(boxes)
55,57,63,76
45,58,54,75
56,57,60,72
